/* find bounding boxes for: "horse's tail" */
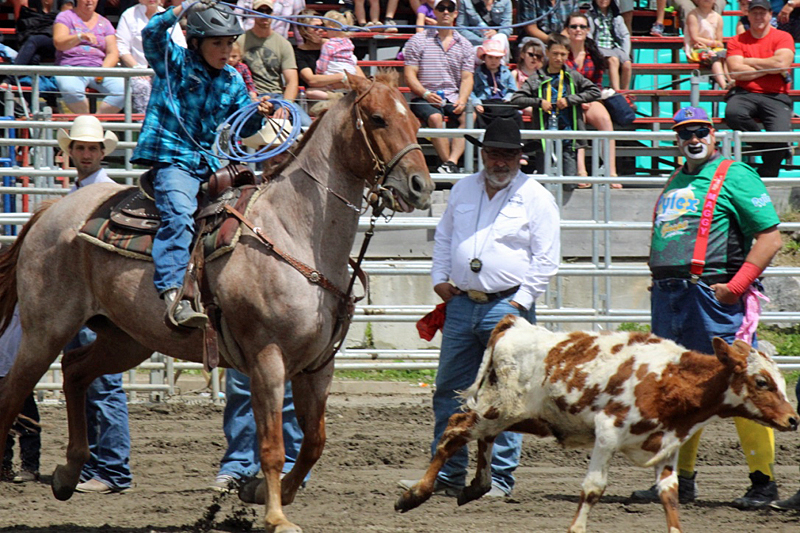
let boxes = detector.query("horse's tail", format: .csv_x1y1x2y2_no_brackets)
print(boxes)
0,200,57,336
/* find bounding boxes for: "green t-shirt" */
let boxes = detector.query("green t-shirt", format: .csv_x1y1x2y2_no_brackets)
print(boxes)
649,157,780,279
236,30,297,95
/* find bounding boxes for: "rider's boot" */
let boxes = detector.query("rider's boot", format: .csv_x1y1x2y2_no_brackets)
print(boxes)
162,289,208,329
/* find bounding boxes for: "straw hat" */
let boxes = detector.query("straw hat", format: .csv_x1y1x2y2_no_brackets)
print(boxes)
242,118,299,149
57,115,118,156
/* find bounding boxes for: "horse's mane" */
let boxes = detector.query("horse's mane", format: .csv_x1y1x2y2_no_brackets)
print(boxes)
261,72,399,181
0,200,57,336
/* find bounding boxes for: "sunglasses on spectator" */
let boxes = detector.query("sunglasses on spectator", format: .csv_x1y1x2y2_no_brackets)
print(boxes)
526,52,544,60
436,4,457,12
257,7,273,14
569,24,589,29
677,127,711,140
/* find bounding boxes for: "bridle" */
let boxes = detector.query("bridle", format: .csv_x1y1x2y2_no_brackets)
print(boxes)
353,77,423,213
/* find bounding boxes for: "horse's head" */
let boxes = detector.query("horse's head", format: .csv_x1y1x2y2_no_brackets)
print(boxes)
348,72,434,213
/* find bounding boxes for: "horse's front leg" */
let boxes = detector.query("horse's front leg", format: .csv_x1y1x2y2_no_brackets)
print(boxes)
280,364,334,504
54,328,152,501
248,346,301,533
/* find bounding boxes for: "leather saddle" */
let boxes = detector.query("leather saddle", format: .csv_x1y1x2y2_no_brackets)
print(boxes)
109,164,262,234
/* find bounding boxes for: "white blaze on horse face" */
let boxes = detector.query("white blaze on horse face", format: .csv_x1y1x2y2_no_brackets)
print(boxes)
395,97,407,117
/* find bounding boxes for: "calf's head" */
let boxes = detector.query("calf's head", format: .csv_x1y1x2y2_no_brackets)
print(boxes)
714,337,798,432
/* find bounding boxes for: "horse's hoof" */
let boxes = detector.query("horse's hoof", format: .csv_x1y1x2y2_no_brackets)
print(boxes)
51,465,77,501
394,491,430,513
457,484,490,506
239,478,265,505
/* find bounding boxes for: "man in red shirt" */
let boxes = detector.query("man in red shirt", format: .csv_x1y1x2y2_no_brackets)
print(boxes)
725,0,795,177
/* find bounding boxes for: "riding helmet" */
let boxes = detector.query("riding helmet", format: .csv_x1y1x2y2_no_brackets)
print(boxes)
186,4,244,39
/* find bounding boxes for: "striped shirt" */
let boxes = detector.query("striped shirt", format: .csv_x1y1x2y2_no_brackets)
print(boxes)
403,29,474,104
131,8,261,172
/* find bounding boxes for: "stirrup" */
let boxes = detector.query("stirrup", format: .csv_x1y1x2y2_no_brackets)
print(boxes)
164,289,208,329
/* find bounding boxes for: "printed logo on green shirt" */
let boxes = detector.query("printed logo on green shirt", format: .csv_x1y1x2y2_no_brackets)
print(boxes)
655,185,700,238
751,193,772,208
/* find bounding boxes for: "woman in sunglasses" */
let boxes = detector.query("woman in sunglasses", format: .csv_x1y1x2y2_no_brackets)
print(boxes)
564,11,620,187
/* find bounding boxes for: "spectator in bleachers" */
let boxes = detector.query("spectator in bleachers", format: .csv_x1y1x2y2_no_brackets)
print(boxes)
355,0,399,31
648,0,725,37
403,0,474,174
415,0,436,33
236,0,306,38
293,9,366,104
512,37,544,87
237,0,310,125
737,0,800,41
511,33,601,182
455,0,512,62
53,0,124,114
725,0,794,177
12,0,61,70
316,11,358,76
516,0,581,43
586,0,631,92
683,0,731,89
116,0,187,114
229,41,258,99
473,39,519,128
565,12,619,186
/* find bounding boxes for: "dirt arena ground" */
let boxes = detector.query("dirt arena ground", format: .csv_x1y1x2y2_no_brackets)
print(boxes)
2,382,800,533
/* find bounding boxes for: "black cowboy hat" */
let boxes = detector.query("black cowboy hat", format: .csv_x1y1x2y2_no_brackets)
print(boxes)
465,117,524,150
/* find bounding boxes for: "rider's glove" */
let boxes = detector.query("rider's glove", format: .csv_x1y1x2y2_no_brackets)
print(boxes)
181,0,216,15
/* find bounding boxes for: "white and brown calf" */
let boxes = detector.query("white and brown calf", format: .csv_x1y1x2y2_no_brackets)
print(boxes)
395,315,799,533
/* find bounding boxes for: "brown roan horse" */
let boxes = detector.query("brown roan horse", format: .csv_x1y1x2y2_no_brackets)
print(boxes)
0,72,433,533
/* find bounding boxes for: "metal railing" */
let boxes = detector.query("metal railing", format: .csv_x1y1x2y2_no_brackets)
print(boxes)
2,72,799,399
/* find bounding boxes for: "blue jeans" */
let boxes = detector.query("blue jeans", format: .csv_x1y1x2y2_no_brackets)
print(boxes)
54,74,125,110
218,368,306,481
65,327,132,490
651,279,746,354
14,34,54,66
432,294,535,495
152,164,211,293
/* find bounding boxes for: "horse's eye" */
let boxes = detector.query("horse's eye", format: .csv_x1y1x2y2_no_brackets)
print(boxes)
371,114,387,128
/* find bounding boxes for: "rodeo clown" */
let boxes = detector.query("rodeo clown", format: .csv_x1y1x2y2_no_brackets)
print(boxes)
130,0,274,329
630,106,784,509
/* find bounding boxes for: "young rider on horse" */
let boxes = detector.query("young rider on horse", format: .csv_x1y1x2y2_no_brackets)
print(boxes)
131,0,273,329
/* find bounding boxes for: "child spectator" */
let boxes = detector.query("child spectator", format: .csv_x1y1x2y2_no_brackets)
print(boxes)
510,33,601,182
1,305,40,484
416,0,436,32
511,38,545,120
587,0,632,91
684,0,731,88
317,11,358,76
473,39,520,128
229,42,258,99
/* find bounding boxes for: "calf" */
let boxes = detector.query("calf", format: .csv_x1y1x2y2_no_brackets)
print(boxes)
395,316,799,533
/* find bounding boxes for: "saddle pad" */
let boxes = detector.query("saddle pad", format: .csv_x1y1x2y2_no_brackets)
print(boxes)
77,186,263,262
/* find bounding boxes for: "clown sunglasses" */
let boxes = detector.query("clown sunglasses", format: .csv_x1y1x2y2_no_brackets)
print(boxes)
677,127,711,140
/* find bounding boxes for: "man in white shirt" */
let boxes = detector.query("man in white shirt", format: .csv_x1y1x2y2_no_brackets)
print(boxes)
57,115,118,192
400,117,560,498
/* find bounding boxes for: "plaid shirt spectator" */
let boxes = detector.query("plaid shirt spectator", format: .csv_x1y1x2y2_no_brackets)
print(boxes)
234,61,257,94
567,52,602,86
316,37,357,75
403,29,474,103
527,0,582,35
131,8,260,172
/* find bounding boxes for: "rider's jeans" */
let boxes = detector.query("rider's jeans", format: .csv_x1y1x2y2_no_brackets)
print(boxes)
218,368,307,481
152,163,211,294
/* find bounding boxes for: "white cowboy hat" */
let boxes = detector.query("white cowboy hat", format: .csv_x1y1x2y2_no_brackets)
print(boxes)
242,118,300,149
57,115,118,156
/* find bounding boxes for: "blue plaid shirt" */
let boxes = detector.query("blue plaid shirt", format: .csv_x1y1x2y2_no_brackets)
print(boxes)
131,8,261,172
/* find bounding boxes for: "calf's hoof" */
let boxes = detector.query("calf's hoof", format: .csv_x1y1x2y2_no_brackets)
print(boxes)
457,483,491,506
239,478,265,505
51,465,77,501
395,490,432,513
268,521,303,533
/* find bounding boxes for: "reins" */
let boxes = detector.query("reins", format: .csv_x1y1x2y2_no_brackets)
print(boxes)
228,79,422,374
